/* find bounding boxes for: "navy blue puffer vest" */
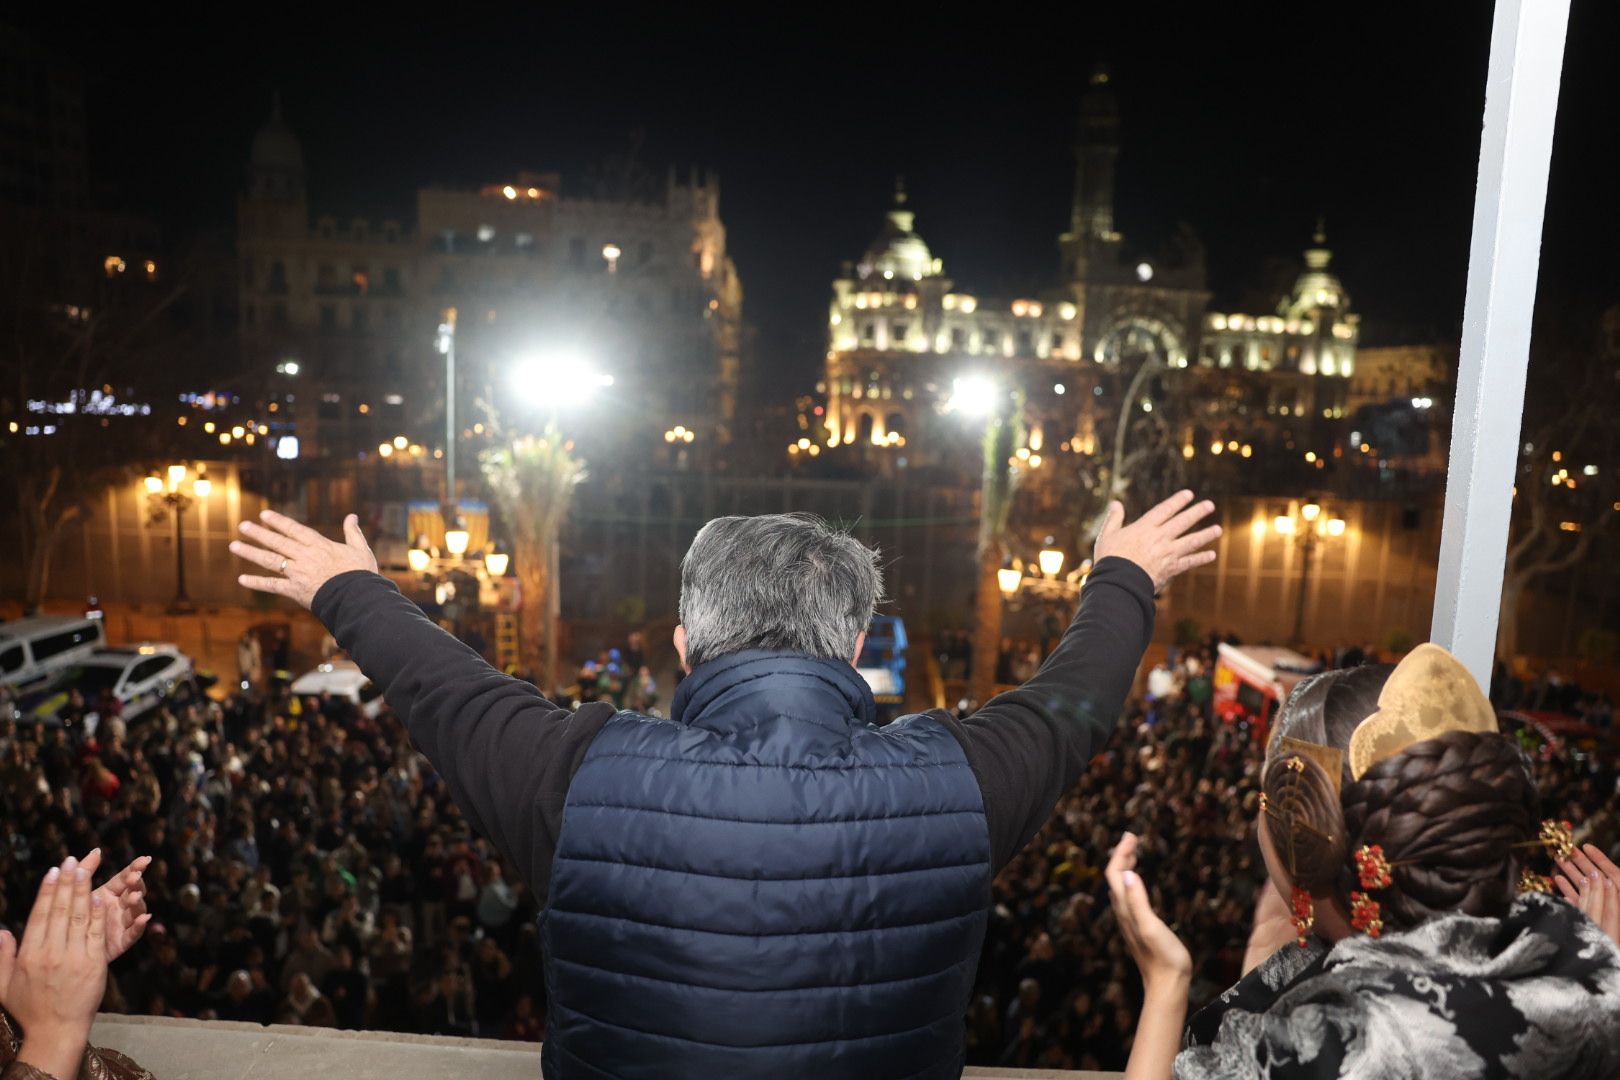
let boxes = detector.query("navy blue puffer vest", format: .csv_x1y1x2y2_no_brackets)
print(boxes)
540,650,992,1079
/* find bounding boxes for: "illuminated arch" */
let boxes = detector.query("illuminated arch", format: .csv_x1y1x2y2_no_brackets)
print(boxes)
1092,314,1187,368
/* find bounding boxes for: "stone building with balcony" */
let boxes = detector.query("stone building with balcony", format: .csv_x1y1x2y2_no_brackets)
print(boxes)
235,101,743,473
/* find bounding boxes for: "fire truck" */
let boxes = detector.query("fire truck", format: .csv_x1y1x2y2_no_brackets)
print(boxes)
1212,643,1323,739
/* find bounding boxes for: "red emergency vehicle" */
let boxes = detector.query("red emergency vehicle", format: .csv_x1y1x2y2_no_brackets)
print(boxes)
1212,643,1323,739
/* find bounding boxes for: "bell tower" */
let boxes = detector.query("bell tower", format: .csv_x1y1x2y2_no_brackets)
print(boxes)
1059,65,1121,282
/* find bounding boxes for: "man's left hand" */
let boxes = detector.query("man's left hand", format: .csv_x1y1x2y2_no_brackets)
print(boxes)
232,510,379,611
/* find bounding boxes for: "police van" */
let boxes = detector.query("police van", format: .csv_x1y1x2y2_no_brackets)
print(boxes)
0,616,107,692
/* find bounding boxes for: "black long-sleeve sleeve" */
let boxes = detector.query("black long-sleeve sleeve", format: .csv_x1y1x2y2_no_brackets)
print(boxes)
934,556,1156,871
311,571,613,901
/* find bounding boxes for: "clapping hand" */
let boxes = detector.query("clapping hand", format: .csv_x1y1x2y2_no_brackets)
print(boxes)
1105,832,1193,992
81,849,152,962
1555,843,1620,944
1094,491,1221,593
0,856,110,1079
232,510,379,611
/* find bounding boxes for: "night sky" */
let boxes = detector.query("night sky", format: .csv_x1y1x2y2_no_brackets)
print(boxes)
14,3,1620,386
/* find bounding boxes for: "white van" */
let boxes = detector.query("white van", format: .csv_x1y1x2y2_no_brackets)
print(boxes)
290,660,386,719
0,616,108,691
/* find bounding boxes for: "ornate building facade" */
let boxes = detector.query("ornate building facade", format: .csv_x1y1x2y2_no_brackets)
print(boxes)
820,69,1209,470
813,68,1413,496
236,101,743,473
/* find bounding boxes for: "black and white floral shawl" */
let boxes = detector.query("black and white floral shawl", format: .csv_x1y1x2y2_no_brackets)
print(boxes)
1177,893,1620,1079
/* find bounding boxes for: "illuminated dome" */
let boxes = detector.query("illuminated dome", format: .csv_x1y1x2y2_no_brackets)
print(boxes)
1281,220,1349,317
856,180,938,284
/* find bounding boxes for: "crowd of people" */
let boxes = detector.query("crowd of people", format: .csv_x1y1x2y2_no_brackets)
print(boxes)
2,635,1616,1067
0,684,547,1042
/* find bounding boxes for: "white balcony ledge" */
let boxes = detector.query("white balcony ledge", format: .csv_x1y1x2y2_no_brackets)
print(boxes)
87,1014,1120,1079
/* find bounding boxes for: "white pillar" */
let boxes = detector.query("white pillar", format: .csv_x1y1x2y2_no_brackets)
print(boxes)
1432,0,1571,687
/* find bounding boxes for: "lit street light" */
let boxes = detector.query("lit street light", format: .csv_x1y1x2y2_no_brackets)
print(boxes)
1037,547,1065,577
947,374,999,418
444,521,471,557
1271,500,1347,644
510,348,615,410
144,463,212,614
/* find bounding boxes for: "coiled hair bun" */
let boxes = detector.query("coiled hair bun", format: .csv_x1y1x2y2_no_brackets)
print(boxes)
1263,664,1537,931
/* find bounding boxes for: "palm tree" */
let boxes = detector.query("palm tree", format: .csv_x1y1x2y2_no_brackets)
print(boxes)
481,426,585,692
969,398,1024,707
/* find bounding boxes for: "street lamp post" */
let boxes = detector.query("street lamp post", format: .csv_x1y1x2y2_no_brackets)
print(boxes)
946,375,1025,708
145,464,212,614
997,547,1091,606
1271,500,1347,645
436,308,458,517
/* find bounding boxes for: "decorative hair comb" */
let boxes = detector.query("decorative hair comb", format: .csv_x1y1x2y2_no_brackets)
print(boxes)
1346,643,1498,780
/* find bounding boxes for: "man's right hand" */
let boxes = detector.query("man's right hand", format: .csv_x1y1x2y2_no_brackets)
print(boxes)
232,510,379,611
1093,490,1220,593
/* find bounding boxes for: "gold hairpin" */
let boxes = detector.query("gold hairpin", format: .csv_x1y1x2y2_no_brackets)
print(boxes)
1513,819,1575,862
1518,869,1553,895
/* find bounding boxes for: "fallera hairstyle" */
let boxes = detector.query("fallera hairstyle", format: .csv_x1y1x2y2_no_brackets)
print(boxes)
678,513,882,669
1262,665,1538,931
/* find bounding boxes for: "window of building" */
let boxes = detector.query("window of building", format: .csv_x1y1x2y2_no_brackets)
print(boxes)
320,305,337,330
1017,331,1033,355
951,328,967,350
268,261,287,294
383,266,400,293
271,303,288,326
316,263,336,290
860,321,875,346
352,307,368,331
352,268,369,295
569,237,586,268
891,322,909,345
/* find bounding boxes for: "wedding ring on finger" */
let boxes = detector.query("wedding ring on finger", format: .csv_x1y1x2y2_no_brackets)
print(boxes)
279,557,290,574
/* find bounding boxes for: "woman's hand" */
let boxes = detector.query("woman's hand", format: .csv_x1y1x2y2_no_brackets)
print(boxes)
1110,833,1193,1080
81,849,152,962
0,856,110,1080
1106,832,1193,991
1555,844,1620,944
232,510,378,611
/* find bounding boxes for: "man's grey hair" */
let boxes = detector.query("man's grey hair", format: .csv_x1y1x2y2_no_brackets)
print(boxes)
678,513,882,668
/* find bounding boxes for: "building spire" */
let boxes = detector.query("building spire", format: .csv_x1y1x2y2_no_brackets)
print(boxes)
1313,215,1327,246
893,174,907,207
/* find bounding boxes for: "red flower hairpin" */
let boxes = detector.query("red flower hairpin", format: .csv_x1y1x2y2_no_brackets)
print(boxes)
1353,844,1393,891
1349,891,1384,938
